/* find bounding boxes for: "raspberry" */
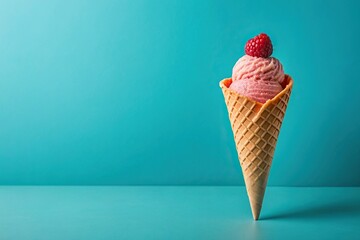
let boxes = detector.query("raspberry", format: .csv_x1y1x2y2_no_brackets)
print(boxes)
244,33,273,58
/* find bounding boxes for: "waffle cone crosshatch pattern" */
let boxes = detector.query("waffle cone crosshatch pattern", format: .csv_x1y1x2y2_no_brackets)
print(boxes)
220,75,293,220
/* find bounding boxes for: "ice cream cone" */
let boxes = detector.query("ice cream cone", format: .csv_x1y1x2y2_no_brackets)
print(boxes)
220,75,293,220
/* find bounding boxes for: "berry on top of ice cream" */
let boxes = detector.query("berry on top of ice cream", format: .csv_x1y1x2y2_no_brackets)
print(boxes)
229,33,285,103
245,33,273,58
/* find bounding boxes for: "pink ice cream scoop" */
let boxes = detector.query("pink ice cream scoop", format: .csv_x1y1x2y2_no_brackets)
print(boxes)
229,33,285,103
230,76,283,104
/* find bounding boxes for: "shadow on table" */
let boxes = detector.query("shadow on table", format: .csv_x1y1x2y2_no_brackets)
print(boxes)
262,199,360,220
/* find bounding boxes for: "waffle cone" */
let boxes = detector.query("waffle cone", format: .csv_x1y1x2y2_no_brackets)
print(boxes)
220,75,293,220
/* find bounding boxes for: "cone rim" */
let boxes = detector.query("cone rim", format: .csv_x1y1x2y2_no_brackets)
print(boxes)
219,75,293,114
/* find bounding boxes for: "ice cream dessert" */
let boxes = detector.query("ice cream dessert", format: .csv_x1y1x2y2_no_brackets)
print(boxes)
230,33,285,103
219,33,293,220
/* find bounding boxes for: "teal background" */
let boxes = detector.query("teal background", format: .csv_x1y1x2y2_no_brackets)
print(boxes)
0,0,359,186
1,186,359,239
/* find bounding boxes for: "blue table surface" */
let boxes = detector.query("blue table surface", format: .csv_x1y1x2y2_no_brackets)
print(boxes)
0,186,359,240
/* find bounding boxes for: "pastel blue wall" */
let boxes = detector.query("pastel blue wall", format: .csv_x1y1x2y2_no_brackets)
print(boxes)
0,0,359,186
